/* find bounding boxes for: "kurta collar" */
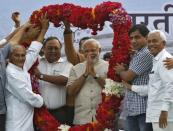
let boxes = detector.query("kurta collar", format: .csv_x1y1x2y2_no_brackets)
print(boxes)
154,49,166,61
40,56,64,64
8,63,23,71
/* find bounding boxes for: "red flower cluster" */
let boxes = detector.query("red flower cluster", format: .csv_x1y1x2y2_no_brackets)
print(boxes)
96,94,123,129
28,1,132,131
30,2,129,35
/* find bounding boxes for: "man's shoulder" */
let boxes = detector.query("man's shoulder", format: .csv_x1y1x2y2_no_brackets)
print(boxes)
6,64,18,76
134,48,153,61
73,61,86,70
99,59,109,65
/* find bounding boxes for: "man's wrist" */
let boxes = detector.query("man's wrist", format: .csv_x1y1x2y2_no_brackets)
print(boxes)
64,29,72,34
39,74,44,79
83,73,88,78
15,22,20,28
94,74,99,79
117,70,124,75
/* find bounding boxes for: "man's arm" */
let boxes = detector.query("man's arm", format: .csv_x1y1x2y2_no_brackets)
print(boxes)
0,24,27,59
34,68,68,86
63,22,84,65
24,15,49,70
0,11,21,48
115,63,137,82
0,25,21,48
11,12,21,28
6,72,43,108
8,22,31,45
122,81,148,96
67,67,87,97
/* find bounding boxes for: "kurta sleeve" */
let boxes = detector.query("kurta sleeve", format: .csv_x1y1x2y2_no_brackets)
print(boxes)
159,63,173,111
66,66,77,87
0,43,11,59
131,85,148,96
24,41,43,71
6,72,43,108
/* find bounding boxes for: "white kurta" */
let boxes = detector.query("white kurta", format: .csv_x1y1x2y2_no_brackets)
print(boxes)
131,49,173,123
5,41,44,131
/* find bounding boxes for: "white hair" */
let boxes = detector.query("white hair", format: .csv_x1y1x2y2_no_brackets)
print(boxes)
148,30,167,42
82,38,101,50
10,44,25,54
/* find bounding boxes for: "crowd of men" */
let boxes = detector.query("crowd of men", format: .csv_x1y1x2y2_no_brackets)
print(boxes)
0,12,173,131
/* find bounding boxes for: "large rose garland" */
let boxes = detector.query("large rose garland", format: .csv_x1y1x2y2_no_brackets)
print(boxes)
29,1,132,131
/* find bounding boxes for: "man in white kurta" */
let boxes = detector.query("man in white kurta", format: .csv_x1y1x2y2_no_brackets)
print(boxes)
5,41,44,131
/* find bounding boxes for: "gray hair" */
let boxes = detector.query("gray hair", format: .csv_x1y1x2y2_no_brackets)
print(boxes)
82,38,101,50
148,30,167,42
10,44,25,54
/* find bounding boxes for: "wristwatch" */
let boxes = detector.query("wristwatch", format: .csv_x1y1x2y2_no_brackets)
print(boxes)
94,74,99,79
40,74,44,79
83,74,88,78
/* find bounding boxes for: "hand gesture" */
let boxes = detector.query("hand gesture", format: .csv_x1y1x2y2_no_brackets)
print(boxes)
114,63,126,75
11,11,20,27
163,57,173,70
39,13,49,31
33,67,42,79
21,22,41,42
85,54,96,77
159,111,168,128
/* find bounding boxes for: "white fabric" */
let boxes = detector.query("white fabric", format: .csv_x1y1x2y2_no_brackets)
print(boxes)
147,49,173,122
131,85,148,96
152,122,173,131
67,59,108,125
131,49,173,123
38,57,72,109
0,39,7,45
5,41,43,131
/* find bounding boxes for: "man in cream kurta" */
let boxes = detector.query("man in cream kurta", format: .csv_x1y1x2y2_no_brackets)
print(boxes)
67,39,108,125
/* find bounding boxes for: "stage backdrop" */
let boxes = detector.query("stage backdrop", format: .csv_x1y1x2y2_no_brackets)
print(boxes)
0,0,172,54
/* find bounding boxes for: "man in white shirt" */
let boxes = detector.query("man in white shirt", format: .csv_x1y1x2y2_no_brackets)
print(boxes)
33,36,72,124
5,16,49,131
122,30,173,131
67,38,108,125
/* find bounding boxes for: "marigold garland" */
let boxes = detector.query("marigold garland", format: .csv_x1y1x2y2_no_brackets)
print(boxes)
29,1,132,131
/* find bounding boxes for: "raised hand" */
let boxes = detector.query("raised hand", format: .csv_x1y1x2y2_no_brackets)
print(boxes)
11,11,20,28
39,13,49,31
